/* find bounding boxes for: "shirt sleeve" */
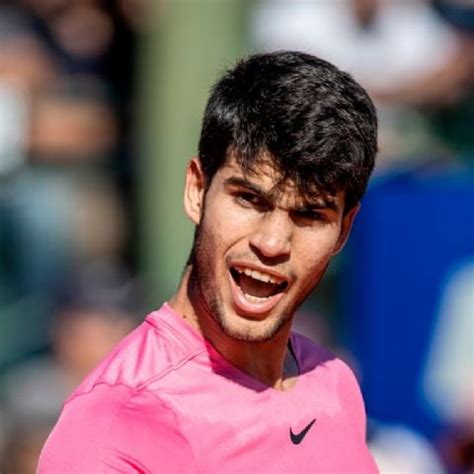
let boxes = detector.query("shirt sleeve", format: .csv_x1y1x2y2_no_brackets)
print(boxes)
37,383,197,473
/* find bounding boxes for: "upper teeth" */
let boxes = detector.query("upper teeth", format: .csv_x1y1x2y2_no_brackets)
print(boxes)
235,267,283,285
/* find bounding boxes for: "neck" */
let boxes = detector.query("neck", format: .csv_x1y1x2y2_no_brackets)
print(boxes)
169,266,298,390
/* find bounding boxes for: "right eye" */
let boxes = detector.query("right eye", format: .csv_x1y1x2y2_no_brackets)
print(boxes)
234,192,269,212
236,192,259,205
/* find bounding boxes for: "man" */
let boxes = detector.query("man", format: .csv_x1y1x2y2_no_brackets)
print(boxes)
38,51,379,472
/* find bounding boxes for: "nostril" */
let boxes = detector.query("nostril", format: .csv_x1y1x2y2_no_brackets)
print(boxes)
249,242,291,266
251,237,291,258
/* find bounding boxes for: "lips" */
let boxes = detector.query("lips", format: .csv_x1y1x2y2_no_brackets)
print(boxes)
228,264,289,317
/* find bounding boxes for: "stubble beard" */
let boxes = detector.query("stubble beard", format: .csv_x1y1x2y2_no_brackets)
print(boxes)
188,223,293,343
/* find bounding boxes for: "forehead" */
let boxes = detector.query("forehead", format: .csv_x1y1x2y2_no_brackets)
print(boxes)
223,156,281,188
214,157,343,209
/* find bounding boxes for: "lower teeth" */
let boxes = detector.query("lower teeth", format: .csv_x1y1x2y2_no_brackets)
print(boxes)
244,293,270,303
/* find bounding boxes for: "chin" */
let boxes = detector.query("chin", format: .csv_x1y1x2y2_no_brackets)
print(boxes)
216,311,289,343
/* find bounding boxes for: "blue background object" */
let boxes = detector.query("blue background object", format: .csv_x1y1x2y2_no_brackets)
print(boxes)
344,167,474,439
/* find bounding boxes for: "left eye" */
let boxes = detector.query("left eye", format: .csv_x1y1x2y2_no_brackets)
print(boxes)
234,192,270,212
238,193,258,203
293,210,325,222
236,192,261,206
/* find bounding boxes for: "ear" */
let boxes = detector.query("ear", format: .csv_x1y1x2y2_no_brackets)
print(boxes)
332,203,360,256
184,158,205,225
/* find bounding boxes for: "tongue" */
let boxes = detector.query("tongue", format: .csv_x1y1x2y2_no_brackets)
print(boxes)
238,273,277,298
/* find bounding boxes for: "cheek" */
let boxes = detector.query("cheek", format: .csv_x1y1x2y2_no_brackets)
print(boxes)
294,229,341,276
198,211,244,270
208,200,256,248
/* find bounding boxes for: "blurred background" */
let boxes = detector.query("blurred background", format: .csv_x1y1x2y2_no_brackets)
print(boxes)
0,0,472,472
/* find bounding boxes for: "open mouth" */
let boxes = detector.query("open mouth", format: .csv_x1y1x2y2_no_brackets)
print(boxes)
230,265,288,303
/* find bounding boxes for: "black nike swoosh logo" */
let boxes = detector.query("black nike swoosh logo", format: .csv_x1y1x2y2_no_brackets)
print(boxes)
290,418,316,445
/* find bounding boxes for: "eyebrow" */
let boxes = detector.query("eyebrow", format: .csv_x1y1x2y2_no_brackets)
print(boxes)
224,177,270,199
223,176,340,212
297,201,339,213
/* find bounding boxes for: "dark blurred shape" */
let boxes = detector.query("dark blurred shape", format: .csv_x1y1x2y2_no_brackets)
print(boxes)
0,4,57,91
428,0,474,158
117,0,155,31
432,0,474,34
0,421,51,474
0,261,146,427
0,9,152,469
350,0,379,28
49,3,114,60
29,79,118,162
252,0,474,163
0,0,148,369
55,260,146,321
440,425,474,473
0,260,146,470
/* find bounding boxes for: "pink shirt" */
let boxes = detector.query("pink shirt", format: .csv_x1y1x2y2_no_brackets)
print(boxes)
38,303,378,473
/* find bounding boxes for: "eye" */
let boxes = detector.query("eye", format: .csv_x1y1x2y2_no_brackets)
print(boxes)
237,192,259,204
234,192,267,210
292,209,327,225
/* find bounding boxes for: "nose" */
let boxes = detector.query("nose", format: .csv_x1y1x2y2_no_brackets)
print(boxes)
249,210,292,259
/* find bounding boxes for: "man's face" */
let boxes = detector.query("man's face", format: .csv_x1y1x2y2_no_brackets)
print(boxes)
185,157,358,342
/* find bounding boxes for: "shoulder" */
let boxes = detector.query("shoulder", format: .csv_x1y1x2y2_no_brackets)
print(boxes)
38,305,204,471
69,307,206,401
37,383,196,472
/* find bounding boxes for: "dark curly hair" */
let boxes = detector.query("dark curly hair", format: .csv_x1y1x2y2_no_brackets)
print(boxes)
198,51,378,211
